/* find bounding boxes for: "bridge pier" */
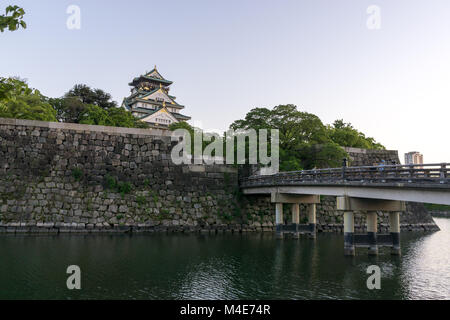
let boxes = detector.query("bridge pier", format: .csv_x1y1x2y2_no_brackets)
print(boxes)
343,211,355,256
367,211,378,256
390,211,401,255
271,193,320,239
337,197,406,256
308,204,316,239
292,203,300,239
275,203,284,240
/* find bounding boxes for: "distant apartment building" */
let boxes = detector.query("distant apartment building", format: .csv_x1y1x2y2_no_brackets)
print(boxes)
405,151,424,166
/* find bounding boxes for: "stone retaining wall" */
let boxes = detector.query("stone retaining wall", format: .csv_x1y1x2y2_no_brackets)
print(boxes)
0,118,253,233
0,118,439,234
429,211,450,218
344,147,400,166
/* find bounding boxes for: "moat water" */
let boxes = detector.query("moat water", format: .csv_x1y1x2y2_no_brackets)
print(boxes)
0,218,449,300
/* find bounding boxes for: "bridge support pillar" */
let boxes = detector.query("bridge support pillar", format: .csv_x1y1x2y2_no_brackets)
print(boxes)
275,203,284,240
344,211,355,256
389,212,401,256
367,211,378,256
271,193,320,239
308,204,316,239
292,203,300,239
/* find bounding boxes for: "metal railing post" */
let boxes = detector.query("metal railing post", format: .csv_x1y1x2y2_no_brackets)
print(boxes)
440,163,447,184
408,165,414,182
342,158,347,180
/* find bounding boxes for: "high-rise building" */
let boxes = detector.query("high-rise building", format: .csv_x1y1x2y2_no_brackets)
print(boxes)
404,151,424,166
121,66,191,128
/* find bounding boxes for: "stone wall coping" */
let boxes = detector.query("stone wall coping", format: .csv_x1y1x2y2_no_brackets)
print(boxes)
343,146,398,154
0,117,238,173
0,117,173,137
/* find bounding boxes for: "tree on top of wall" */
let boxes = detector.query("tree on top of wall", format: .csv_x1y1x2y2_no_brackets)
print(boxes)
327,119,385,150
0,77,56,122
48,84,149,128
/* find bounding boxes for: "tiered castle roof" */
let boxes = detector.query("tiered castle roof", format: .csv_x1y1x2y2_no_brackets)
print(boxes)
122,67,191,127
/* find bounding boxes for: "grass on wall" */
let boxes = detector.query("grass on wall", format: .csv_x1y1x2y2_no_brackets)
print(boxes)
424,203,450,211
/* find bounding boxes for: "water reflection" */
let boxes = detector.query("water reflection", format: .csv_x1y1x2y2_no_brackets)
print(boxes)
401,218,450,299
0,219,448,300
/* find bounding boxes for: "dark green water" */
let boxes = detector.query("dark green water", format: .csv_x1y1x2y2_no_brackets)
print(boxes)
0,218,449,300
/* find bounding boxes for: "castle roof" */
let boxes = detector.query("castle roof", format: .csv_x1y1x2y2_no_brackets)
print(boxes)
123,66,191,125
128,67,173,86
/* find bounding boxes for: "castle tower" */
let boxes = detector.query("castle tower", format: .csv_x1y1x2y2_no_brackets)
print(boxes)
121,66,191,127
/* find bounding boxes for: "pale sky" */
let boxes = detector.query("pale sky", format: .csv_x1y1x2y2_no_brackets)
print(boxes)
2,0,450,163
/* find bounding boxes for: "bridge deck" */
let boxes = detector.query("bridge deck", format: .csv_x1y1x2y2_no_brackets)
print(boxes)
240,163,450,205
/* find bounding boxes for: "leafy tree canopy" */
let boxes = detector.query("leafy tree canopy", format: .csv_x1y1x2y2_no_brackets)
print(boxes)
106,107,149,128
48,84,148,128
327,119,384,150
48,96,86,123
230,104,383,171
0,5,26,32
230,104,329,152
53,96,149,129
0,77,56,122
0,79,148,128
78,104,109,126
65,84,118,110
169,121,196,136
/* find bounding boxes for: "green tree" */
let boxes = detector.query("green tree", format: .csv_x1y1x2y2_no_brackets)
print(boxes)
0,5,26,32
0,77,56,121
48,97,86,123
298,143,348,169
230,105,385,171
0,76,30,99
65,84,118,110
77,104,149,128
106,107,149,128
78,104,109,125
230,104,337,170
327,119,384,150
230,104,329,151
169,121,195,134
47,85,149,128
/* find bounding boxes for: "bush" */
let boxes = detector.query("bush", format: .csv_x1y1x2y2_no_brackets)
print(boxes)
117,181,132,195
71,168,83,181
104,174,117,189
103,174,133,196
424,203,450,211
136,195,146,207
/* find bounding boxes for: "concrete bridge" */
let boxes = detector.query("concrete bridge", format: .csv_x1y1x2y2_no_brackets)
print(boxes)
240,163,450,256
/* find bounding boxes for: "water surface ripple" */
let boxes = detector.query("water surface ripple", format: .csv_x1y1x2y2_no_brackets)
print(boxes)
0,218,449,300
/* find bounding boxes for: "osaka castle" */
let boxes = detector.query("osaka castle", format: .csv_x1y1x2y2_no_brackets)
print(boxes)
121,66,191,127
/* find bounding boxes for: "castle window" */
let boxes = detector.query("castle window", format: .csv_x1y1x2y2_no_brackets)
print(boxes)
156,118,171,124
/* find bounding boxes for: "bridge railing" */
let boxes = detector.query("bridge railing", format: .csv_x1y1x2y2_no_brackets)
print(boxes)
240,163,450,187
